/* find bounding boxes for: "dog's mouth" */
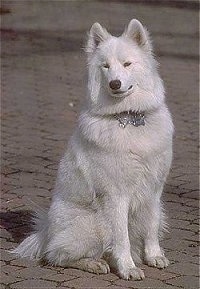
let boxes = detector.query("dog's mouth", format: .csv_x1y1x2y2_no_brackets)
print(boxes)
111,85,133,97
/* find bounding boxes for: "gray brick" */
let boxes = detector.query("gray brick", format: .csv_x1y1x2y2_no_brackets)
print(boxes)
13,266,56,279
166,250,199,265
10,279,57,288
63,277,110,288
141,265,178,281
115,277,168,288
166,276,199,289
1,271,22,285
168,262,199,276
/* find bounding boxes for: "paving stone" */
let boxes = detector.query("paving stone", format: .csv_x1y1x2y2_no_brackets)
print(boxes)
10,279,58,288
116,287,180,289
183,190,199,200
168,262,199,276
1,271,23,285
189,208,199,216
188,219,199,233
114,277,167,288
108,287,132,289
92,272,119,282
0,228,13,239
141,265,178,281
12,266,56,279
0,249,15,261
162,238,199,255
9,187,50,197
41,272,78,282
63,277,110,288
170,218,190,230
171,227,196,239
10,257,38,268
2,197,26,210
62,268,101,278
0,260,6,266
169,211,197,221
165,275,199,289
2,265,22,274
166,250,199,265
184,199,199,208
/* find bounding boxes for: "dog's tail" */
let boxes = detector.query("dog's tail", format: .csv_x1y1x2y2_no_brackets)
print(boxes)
11,207,48,260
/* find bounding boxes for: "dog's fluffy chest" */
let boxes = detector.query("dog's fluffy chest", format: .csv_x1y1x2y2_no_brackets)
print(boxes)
85,146,165,196
76,105,173,197
79,105,173,157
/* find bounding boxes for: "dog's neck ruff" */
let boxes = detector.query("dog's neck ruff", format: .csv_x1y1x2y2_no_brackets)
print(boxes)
114,110,145,128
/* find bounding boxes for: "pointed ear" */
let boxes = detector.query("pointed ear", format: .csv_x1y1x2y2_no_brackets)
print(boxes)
86,22,110,54
123,19,152,51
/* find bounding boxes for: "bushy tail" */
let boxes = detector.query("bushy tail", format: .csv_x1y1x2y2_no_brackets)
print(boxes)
11,232,43,260
11,207,48,260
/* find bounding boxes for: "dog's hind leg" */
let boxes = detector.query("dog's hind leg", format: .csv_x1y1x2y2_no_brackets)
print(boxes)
45,213,111,275
67,258,110,274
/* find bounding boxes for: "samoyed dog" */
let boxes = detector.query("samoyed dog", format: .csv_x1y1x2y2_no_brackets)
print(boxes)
12,19,173,280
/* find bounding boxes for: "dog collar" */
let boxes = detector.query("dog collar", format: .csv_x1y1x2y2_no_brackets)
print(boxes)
114,110,145,128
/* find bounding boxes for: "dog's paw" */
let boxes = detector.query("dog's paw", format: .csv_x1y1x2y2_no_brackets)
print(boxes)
83,259,110,275
69,258,110,274
118,266,145,280
93,259,110,274
145,255,169,269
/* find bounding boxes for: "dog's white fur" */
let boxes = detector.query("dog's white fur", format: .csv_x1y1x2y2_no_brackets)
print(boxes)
12,19,173,280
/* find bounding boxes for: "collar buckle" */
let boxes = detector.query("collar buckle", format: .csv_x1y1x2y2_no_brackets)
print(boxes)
114,110,145,128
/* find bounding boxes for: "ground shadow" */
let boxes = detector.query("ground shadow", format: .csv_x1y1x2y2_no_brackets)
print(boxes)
0,210,33,243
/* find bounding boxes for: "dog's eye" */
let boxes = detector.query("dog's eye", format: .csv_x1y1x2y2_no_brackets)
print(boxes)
103,63,110,69
124,62,132,67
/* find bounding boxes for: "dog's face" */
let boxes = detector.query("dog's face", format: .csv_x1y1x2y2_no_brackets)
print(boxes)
86,19,164,113
98,37,141,98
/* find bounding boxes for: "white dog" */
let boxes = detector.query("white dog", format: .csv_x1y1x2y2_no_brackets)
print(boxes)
12,19,174,280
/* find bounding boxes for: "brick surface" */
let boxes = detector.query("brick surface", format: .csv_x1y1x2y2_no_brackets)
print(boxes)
114,277,175,288
63,278,111,288
165,276,199,289
168,262,199,276
9,279,58,288
1,1,198,289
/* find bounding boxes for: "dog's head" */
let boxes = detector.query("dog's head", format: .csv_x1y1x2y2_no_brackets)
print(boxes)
85,19,165,114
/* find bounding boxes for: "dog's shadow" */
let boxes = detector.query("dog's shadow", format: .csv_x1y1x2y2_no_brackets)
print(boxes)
0,210,33,243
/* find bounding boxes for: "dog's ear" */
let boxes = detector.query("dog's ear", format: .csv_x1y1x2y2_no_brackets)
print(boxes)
123,19,152,51
86,23,110,54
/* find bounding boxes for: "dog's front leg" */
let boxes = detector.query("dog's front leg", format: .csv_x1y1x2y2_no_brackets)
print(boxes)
144,197,169,269
108,195,144,280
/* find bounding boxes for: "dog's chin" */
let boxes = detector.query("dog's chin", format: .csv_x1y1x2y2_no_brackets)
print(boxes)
109,86,134,99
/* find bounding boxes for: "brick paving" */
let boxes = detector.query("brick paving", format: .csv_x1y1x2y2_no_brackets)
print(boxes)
1,1,199,288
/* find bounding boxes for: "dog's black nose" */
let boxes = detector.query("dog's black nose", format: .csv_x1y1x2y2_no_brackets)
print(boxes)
109,80,121,90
